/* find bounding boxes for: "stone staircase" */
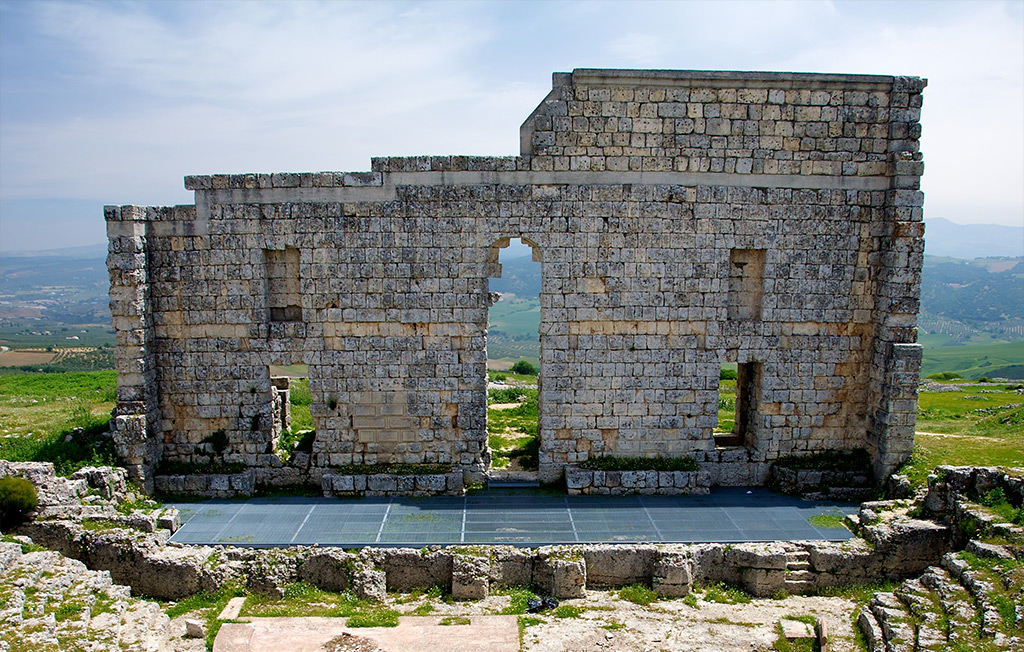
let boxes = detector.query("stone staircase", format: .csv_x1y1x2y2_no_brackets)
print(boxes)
0,539,172,652
783,549,817,594
857,548,1020,651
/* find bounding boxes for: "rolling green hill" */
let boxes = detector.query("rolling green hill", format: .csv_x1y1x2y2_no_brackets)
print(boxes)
920,339,1024,380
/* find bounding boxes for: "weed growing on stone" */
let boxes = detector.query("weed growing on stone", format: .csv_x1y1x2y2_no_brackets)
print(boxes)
243,582,363,618
498,586,540,614
517,615,545,648
617,583,658,606
771,621,817,652
438,615,470,625
699,582,751,604
807,509,850,531
708,616,758,627
0,535,45,554
579,455,698,472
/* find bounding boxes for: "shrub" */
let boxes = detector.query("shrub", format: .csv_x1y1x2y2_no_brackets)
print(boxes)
488,386,530,404
926,371,962,381
510,360,538,376
0,476,39,529
720,368,737,380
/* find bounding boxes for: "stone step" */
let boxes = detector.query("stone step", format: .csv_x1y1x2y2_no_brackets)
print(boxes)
857,607,886,652
868,592,916,652
787,560,811,571
785,570,815,582
487,480,540,488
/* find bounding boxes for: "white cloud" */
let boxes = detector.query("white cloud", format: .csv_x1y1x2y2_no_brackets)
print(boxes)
0,0,1021,251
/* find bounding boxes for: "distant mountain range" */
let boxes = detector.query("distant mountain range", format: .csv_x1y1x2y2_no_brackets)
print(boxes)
923,217,1022,259
3,215,1022,346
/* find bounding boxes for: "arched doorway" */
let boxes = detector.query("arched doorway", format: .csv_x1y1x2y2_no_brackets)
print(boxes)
485,237,542,484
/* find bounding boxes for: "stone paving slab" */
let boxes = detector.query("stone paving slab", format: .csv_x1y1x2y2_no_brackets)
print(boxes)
213,616,519,652
171,487,856,547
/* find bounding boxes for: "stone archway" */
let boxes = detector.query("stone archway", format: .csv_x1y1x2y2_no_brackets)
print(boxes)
485,236,544,484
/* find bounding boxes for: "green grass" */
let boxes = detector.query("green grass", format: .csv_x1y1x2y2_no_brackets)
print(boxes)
920,340,1024,380
716,378,736,432
347,607,400,627
807,509,850,530
553,604,585,618
488,387,539,470
438,615,470,625
161,583,245,649
900,381,1024,486
499,586,539,615
0,370,116,399
0,370,120,475
242,582,365,618
617,583,658,606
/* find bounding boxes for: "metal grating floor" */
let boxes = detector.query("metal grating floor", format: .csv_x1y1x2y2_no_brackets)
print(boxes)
168,487,858,548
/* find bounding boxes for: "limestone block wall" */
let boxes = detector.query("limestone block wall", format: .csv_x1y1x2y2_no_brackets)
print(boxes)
106,69,926,489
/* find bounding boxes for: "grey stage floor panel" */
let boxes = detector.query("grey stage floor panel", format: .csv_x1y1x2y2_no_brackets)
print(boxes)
169,487,857,548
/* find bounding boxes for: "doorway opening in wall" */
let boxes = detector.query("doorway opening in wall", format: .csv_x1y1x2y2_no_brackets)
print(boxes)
486,237,541,477
714,362,759,448
267,364,315,465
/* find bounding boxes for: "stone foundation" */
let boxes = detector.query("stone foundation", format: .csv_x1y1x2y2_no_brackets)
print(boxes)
565,465,710,495
321,471,463,496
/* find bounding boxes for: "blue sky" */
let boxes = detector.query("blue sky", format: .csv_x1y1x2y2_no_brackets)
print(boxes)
1,0,1021,251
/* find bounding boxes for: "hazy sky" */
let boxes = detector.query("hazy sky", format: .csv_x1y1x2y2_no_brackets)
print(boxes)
1,0,1021,251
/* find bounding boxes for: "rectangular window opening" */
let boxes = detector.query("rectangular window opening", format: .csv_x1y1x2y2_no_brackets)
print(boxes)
727,248,766,321
265,247,301,322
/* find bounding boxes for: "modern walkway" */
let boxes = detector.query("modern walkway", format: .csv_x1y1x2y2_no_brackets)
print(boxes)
170,487,857,548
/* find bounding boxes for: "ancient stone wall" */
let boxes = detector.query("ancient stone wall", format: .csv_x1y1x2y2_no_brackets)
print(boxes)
106,69,926,489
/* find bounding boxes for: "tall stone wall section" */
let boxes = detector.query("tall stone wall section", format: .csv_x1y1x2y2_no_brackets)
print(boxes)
106,69,926,488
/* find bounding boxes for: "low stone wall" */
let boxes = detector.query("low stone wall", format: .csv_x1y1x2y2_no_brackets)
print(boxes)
565,465,710,495
16,512,951,601
151,469,465,498
4,461,961,605
768,466,875,501
154,471,256,498
321,471,464,496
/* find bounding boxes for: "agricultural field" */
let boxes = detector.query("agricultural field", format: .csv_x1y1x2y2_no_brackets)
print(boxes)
0,324,116,373
487,294,541,367
918,337,1024,380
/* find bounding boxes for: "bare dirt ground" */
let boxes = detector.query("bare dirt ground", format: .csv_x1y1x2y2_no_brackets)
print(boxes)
0,348,54,366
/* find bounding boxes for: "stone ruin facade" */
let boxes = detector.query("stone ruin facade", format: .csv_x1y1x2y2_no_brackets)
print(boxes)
105,68,926,492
